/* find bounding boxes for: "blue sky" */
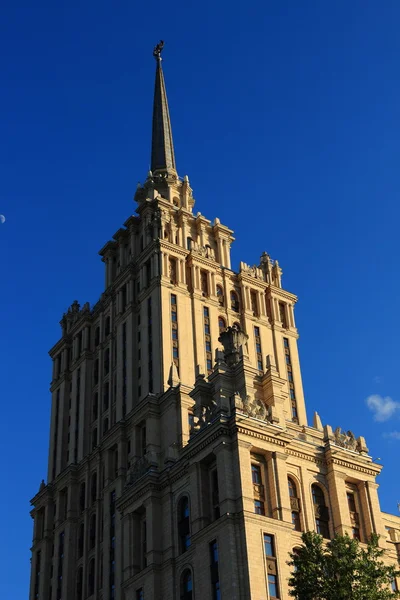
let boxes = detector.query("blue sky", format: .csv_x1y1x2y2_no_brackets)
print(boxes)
1,0,400,596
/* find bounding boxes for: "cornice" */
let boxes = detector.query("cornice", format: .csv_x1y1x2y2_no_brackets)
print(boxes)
267,285,298,303
326,457,381,477
286,448,327,468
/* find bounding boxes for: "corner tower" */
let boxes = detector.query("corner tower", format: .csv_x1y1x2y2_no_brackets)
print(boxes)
29,43,399,600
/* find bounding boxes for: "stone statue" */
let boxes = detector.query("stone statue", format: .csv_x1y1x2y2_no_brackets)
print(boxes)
334,427,359,452
153,40,164,59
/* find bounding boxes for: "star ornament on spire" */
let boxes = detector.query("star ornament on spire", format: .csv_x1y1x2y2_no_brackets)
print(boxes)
153,40,165,61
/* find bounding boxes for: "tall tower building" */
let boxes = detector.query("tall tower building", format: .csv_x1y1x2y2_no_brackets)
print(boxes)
30,43,400,600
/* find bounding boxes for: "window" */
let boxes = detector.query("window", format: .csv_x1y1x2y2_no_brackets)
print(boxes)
252,464,262,484
104,348,110,375
312,484,330,539
136,589,144,600
79,482,86,513
146,261,151,287
34,550,41,599
204,307,212,374
121,284,127,310
103,418,109,434
171,294,179,371
230,290,240,312
218,316,226,333
211,468,220,520
94,359,99,385
254,500,265,515
201,270,209,297
210,540,220,600
279,302,288,328
89,513,96,549
250,290,258,316
391,580,398,592
180,569,193,600
169,257,177,284
347,492,361,539
216,285,224,306
91,472,97,504
92,428,98,449
88,559,95,596
254,327,263,372
186,237,193,250
178,496,191,553
105,316,111,337
92,393,98,420
264,534,279,599
288,478,301,531
283,338,298,423
76,567,83,600
103,382,109,410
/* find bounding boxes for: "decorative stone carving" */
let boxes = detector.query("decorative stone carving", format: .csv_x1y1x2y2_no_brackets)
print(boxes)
60,300,91,334
242,395,271,423
126,455,151,486
218,324,249,367
193,396,218,429
333,427,359,451
192,245,215,260
167,362,180,387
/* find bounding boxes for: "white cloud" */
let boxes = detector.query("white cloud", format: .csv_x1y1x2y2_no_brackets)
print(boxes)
365,395,400,422
383,431,400,440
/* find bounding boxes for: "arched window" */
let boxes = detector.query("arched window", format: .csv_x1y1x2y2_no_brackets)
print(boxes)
77,523,84,558
88,559,95,596
90,472,97,504
76,567,83,600
180,569,193,600
178,496,191,553
230,291,240,313
218,317,226,333
89,513,96,549
288,477,301,531
216,285,224,306
79,483,86,513
311,484,330,539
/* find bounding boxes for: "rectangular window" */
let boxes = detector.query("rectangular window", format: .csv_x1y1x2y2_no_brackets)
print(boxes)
254,500,265,515
254,327,263,372
284,338,298,423
264,534,279,598
264,534,274,557
251,464,262,484
210,540,220,600
136,589,144,600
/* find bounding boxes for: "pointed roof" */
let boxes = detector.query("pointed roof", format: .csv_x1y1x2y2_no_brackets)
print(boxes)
151,41,177,176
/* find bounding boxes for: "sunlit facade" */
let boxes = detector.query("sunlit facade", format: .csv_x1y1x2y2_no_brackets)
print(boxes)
29,45,400,600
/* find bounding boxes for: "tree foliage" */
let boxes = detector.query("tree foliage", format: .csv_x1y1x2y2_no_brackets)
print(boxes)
288,531,400,600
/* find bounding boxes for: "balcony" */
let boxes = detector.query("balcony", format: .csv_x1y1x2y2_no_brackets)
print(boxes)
290,497,300,511
313,503,329,521
350,511,359,526
253,483,265,500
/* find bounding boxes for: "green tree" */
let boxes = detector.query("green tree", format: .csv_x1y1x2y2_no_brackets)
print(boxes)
288,532,400,600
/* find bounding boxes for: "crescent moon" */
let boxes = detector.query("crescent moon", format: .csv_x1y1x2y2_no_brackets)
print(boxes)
0,215,5,224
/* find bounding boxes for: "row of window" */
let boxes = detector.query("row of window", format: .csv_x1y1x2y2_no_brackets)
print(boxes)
251,462,368,542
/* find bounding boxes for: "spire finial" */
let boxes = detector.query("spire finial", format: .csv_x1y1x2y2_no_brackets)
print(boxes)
151,40,177,176
153,40,164,61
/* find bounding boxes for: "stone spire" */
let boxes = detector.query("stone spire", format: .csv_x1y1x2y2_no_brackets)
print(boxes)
151,41,177,176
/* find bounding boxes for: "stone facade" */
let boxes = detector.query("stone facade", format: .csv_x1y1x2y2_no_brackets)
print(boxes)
29,48,400,600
